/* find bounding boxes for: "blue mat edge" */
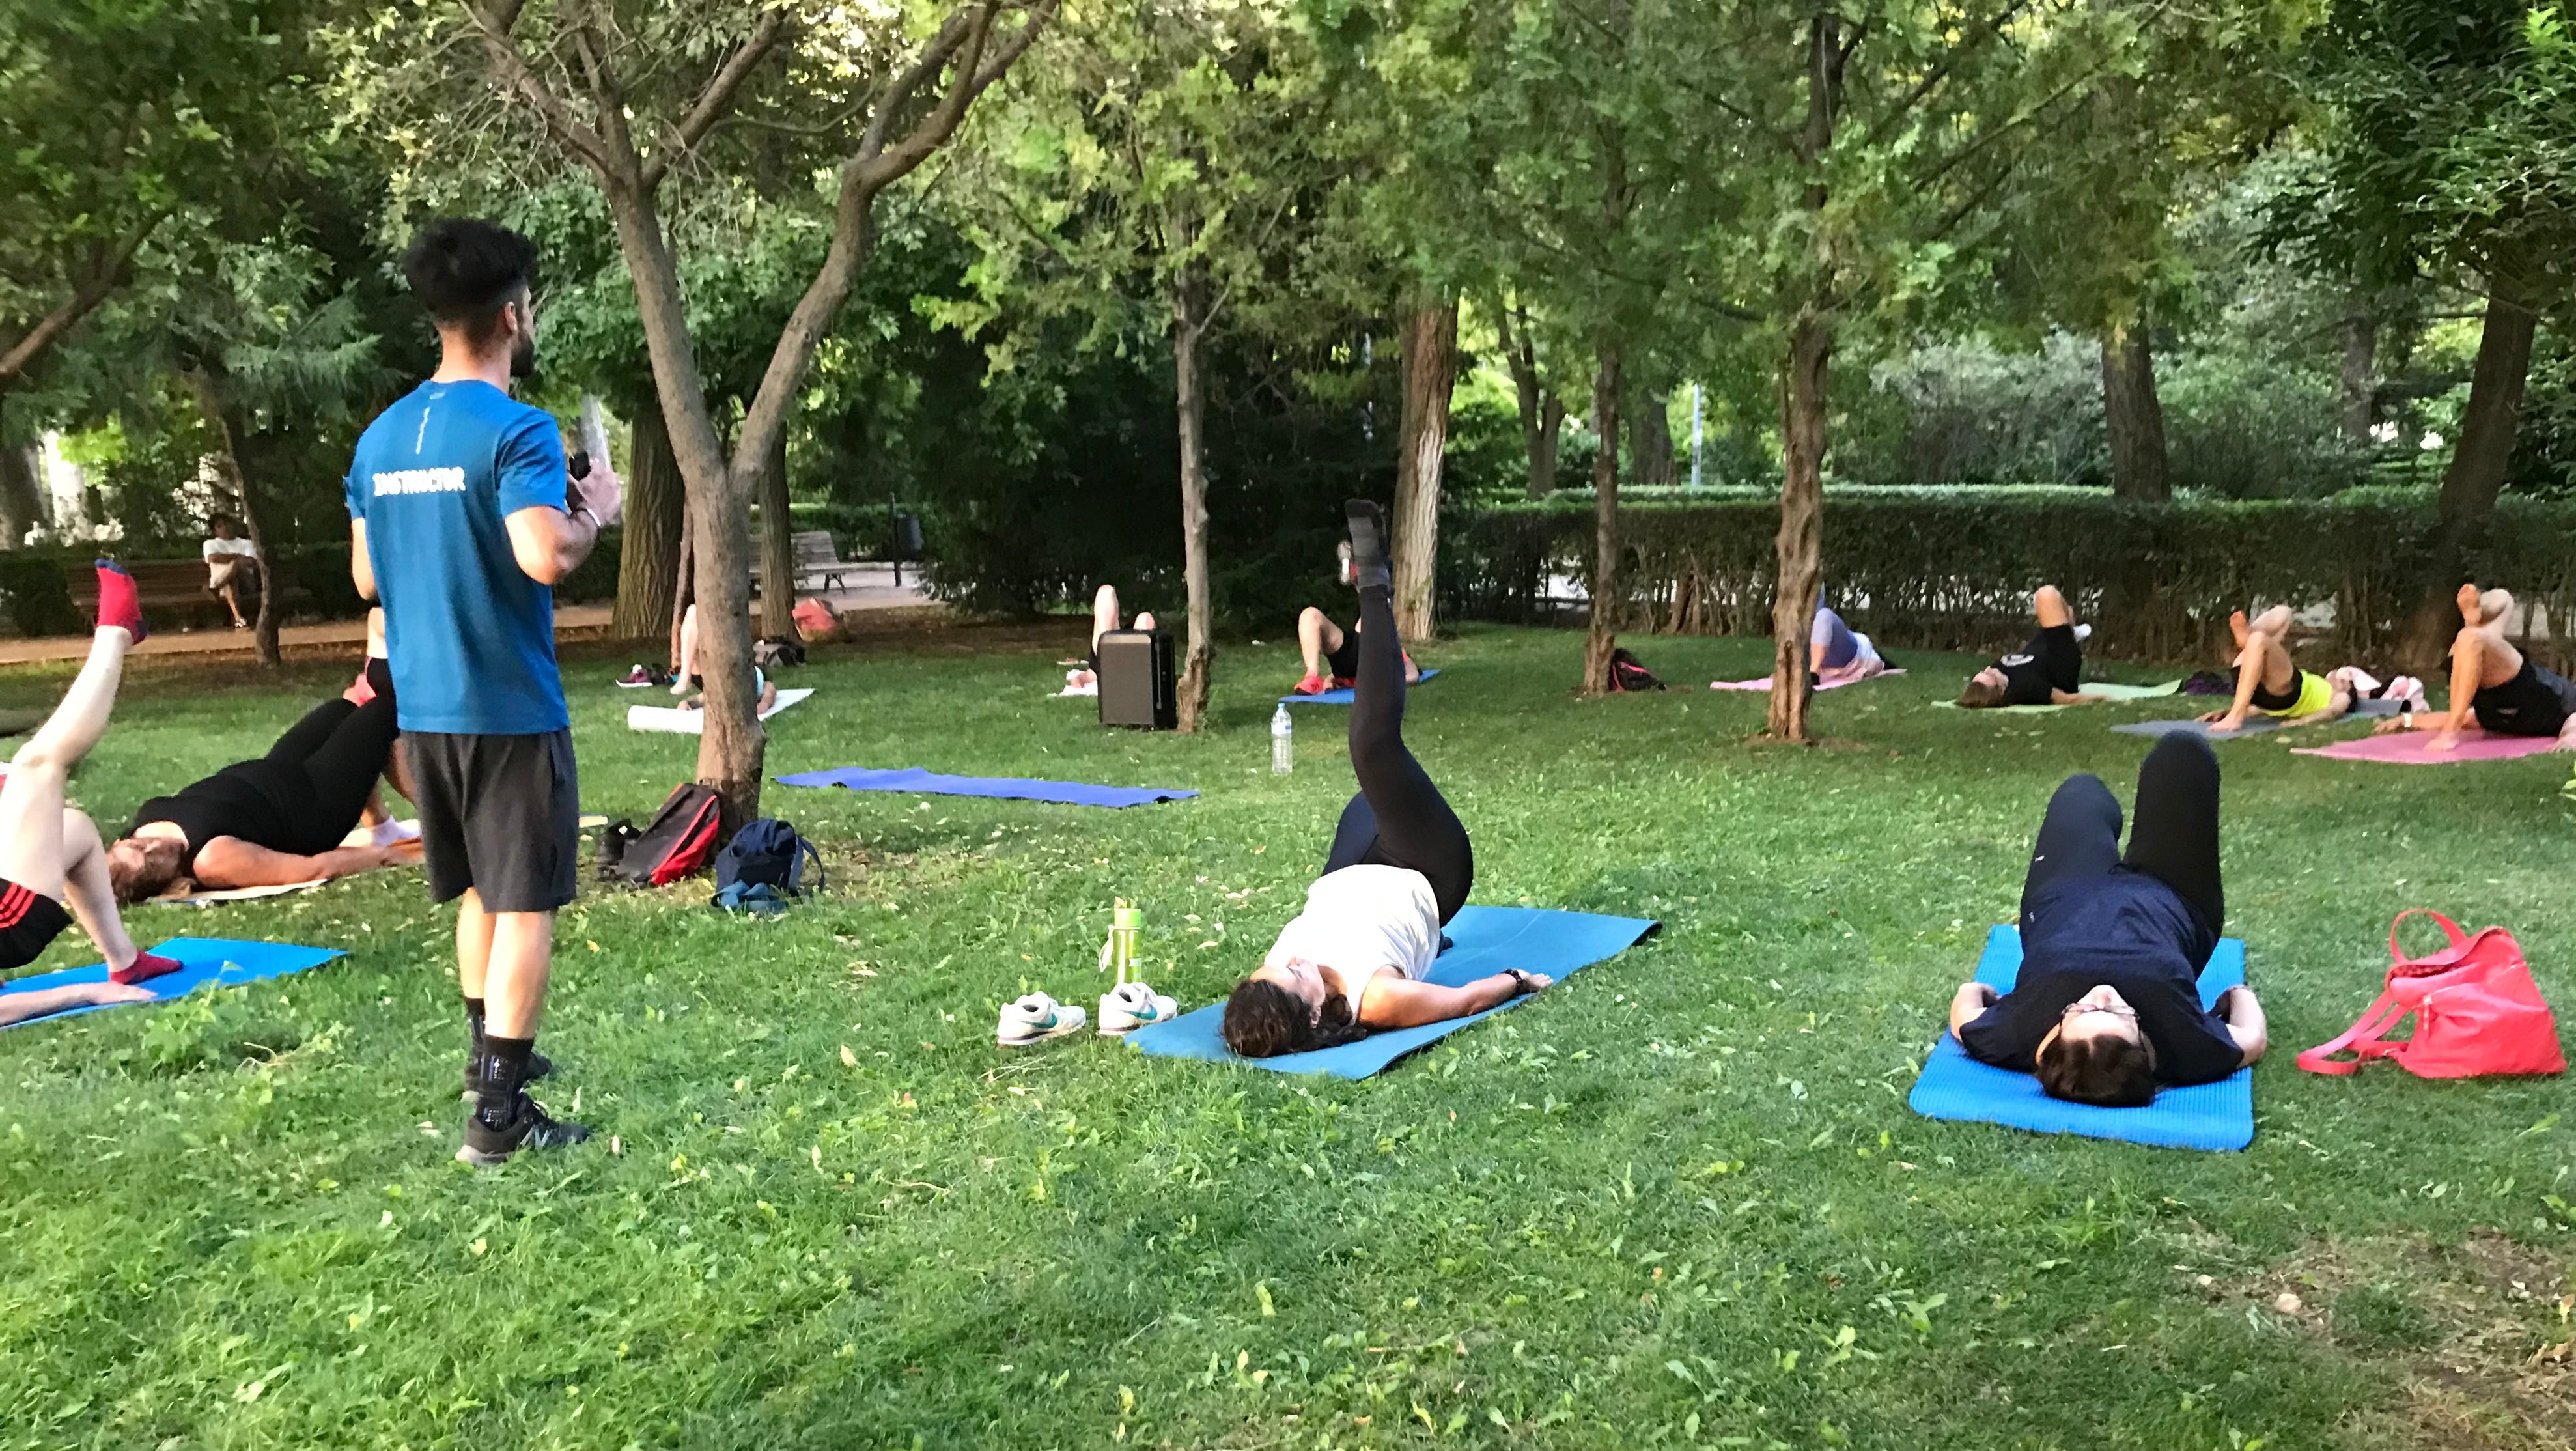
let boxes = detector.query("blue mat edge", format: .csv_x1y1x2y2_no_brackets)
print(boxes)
0,937,347,1029
1280,669,1441,706
774,767,1199,806
1907,925,2254,1151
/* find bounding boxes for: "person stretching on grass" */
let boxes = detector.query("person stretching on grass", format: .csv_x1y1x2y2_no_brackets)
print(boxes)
1811,604,1888,686
1956,586,2107,708
350,218,620,1166
1289,604,1420,696
0,565,181,1001
1946,734,2269,1106
1220,501,1552,1057
2195,605,2363,734
2372,584,2576,753
1060,584,1156,694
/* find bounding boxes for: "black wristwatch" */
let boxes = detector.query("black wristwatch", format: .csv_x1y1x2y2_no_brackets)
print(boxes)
1503,968,1532,995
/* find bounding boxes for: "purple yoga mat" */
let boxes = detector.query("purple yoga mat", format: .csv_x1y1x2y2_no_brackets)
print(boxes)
2292,730,2564,765
1709,669,1905,692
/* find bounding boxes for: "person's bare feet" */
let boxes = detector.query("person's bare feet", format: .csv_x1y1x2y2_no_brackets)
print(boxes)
2228,609,2250,649
2458,582,2485,625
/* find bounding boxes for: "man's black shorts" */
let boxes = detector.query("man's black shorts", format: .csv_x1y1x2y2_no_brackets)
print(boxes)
2472,658,2576,737
1326,628,1362,683
0,880,72,972
406,730,579,912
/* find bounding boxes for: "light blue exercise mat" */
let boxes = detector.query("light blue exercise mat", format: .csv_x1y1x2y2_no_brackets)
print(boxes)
1126,905,1659,1078
1907,925,2252,1151
2110,697,2401,739
1280,669,1440,706
1933,680,2181,712
0,937,346,1029
777,767,1197,809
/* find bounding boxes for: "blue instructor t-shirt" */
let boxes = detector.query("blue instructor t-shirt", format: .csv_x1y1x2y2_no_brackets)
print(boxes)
345,380,569,735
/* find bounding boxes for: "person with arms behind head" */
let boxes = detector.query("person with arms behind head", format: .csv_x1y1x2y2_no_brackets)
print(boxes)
347,218,621,1166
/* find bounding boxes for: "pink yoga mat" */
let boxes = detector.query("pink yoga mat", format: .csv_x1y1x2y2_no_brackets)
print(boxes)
2292,730,2565,765
1710,669,1905,692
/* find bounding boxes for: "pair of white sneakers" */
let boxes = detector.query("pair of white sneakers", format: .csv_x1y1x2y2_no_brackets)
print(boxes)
994,981,1181,1047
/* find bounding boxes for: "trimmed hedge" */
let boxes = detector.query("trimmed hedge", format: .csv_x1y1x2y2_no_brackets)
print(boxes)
1442,485,2576,669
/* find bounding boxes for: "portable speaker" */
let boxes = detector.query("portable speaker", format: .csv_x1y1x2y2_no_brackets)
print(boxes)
1097,628,1176,729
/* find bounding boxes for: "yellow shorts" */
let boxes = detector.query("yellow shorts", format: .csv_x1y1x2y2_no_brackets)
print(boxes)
2261,669,2334,720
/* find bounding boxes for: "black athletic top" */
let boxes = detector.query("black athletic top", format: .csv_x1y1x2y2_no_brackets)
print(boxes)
1993,623,2082,706
131,762,305,869
1958,869,2243,1086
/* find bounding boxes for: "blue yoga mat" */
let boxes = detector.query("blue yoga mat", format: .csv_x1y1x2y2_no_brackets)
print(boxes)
776,767,1197,809
2112,697,2401,739
1127,905,1659,1078
1280,669,1440,706
0,937,346,1030
1907,925,2253,1151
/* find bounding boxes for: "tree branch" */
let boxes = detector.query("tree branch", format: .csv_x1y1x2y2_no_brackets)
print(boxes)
641,9,791,193
462,0,621,180
1862,0,2033,149
0,211,165,387
1910,60,2100,188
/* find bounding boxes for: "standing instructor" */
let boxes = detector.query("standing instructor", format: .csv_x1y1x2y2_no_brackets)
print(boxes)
348,218,621,1166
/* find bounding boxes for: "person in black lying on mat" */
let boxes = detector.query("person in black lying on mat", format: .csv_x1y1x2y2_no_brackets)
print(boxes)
1220,501,1552,1057
2372,584,2576,753
105,655,419,902
1955,585,2111,709
1944,734,2271,1106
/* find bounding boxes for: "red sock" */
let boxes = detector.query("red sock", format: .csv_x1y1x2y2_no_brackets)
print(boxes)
109,950,182,985
93,561,146,641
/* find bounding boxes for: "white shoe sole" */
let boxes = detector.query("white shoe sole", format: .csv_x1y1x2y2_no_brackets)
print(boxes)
997,1016,1085,1047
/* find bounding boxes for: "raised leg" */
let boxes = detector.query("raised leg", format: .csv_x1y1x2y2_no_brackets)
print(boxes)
294,696,402,848
1298,607,1341,679
2021,774,2123,927
2122,733,2224,947
2033,585,2073,630
1343,503,1472,922
0,628,130,898
1091,585,1121,653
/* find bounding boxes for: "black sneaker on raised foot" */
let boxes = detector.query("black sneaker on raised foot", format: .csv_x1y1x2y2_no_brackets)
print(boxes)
456,1092,591,1168
1344,498,1390,592
460,1047,553,1102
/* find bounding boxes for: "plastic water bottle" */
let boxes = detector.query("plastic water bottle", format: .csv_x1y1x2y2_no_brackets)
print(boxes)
1270,703,1294,774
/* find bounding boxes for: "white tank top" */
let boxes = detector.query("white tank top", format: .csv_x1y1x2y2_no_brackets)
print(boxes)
1262,864,1441,1015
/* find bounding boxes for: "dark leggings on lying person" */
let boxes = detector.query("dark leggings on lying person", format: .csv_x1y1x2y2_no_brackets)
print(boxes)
2021,732,2224,939
1320,577,1473,923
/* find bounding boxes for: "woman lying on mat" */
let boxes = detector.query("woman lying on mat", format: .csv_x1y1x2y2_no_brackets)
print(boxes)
1956,587,2106,708
670,604,780,714
1812,604,1888,686
1221,501,1550,1057
2372,585,2576,753
0,566,182,985
1291,604,1420,696
2195,605,2364,733
1945,735,2269,1106
107,649,418,902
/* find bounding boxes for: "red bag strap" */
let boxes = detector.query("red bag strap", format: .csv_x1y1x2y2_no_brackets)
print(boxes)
2388,909,2469,966
2297,989,2413,1076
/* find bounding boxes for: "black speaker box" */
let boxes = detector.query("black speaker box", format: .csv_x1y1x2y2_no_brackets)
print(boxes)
1097,628,1176,729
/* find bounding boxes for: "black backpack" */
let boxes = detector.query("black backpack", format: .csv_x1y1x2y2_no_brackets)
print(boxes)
606,784,725,886
1608,647,1666,692
714,817,824,896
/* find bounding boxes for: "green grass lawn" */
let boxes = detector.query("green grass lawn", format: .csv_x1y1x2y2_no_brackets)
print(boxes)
4,622,2574,1450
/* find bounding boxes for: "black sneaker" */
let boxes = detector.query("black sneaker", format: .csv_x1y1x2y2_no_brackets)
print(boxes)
460,1047,554,1102
455,1092,592,1167
1345,499,1391,591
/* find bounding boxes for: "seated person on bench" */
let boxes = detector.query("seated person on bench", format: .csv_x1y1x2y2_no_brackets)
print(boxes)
1221,501,1550,1057
1291,606,1420,696
2,567,180,987
1946,735,2269,1106
1956,587,2107,708
2197,605,2360,733
2373,584,2576,752
107,658,418,900
1811,604,1888,686
670,603,780,714
1063,585,1158,693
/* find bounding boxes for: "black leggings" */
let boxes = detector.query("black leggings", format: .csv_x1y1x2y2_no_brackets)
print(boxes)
262,694,401,854
1321,581,1472,923
2022,733,2224,941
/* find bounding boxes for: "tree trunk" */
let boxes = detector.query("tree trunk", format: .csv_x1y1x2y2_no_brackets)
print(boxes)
759,431,796,639
179,374,281,668
1392,300,1457,641
1172,268,1216,733
2398,285,2538,666
1631,389,1675,485
1498,300,1563,497
2339,305,2377,442
2101,321,2170,502
1581,347,1623,696
612,401,683,639
0,394,47,548
1769,313,1830,741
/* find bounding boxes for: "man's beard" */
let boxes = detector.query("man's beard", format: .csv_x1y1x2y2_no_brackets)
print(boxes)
509,331,538,380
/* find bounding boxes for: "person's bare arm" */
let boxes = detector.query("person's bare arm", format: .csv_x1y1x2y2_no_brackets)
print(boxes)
1948,981,1998,1039
188,836,415,890
1359,970,1551,1030
2219,985,2269,1065
2048,689,2106,705
350,518,375,602
0,979,153,1025
505,505,603,586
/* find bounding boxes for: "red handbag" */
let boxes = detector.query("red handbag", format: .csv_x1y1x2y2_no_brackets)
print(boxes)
2298,910,2566,1078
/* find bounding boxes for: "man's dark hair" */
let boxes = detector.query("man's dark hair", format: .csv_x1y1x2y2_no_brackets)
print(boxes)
1957,675,2009,709
1220,978,1370,1058
2035,1033,2157,1107
402,219,539,346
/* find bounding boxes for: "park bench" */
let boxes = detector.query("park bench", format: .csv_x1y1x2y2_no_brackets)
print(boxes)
66,558,309,633
751,529,865,594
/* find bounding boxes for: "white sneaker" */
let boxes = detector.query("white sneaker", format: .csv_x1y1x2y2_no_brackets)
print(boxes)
2073,623,2094,642
1098,980,1179,1036
996,993,1086,1047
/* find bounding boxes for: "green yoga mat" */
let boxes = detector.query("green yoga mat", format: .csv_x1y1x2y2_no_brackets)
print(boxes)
1935,680,2181,713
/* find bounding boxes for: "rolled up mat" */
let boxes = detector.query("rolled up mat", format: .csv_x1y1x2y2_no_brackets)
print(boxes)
2293,729,2564,765
1127,905,1659,1078
1281,669,1439,705
0,938,346,1028
777,766,1197,808
1907,925,2252,1151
